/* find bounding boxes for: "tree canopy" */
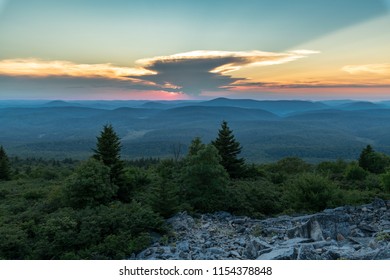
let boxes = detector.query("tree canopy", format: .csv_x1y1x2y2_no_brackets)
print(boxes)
212,121,245,178
65,158,118,208
0,145,11,181
358,145,389,174
1,123,390,260
93,124,124,185
182,142,229,212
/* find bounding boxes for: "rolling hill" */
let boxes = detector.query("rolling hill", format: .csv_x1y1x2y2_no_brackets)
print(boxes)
1,98,390,162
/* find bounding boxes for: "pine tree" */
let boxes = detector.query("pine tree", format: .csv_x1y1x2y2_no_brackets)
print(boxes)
358,145,374,171
188,137,205,156
149,159,180,218
0,145,11,181
212,121,245,178
358,145,389,174
182,144,229,212
93,124,124,185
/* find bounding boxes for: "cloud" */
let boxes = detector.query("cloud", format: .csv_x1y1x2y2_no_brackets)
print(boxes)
137,50,320,74
131,50,320,95
0,58,163,94
0,58,154,79
0,50,319,96
226,79,390,92
342,63,390,75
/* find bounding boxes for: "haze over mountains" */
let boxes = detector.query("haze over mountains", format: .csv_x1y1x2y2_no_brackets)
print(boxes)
1,97,390,162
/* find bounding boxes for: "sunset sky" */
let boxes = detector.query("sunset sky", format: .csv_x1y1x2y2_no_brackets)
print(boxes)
0,0,389,100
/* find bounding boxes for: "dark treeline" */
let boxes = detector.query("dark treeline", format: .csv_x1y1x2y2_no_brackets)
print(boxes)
0,123,389,259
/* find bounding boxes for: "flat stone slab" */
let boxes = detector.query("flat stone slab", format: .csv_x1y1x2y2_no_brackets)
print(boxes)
256,247,297,260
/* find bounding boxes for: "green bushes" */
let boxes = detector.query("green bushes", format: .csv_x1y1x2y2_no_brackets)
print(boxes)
2,135,390,259
0,224,29,259
0,158,165,259
359,145,390,174
0,145,11,181
284,173,342,212
147,160,181,218
381,171,390,193
182,144,229,213
345,163,368,181
0,193,164,260
226,180,282,218
64,159,118,208
262,157,312,184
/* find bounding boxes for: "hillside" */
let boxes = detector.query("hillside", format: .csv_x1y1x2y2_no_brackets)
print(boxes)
2,98,390,162
199,97,330,115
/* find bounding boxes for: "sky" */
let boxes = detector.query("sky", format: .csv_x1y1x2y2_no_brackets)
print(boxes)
0,0,389,100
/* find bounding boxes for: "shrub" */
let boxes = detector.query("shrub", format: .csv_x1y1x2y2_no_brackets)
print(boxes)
147,160,181,218
182,144,229,212
285,173,341,213
381,171,390,193
345,163,368,181
64,159,118,208
316,159,348,180
226,179,282,218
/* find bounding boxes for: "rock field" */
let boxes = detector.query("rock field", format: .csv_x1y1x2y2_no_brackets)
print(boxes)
136,198,390,260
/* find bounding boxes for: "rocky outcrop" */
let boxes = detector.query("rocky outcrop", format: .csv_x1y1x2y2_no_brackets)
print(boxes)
135,198,390,260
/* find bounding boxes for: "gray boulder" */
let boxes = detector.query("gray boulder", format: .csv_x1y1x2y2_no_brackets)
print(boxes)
257,247,297,260
136,199,390,260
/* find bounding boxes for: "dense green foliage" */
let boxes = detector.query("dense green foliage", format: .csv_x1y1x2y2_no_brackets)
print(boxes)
1,126,390,259
93,124,124,186
225,180,282,218
212,121,245,178
182,143,229,212
0,146,11,181
64,159,118,208
358,145,389,174
285,173,341,212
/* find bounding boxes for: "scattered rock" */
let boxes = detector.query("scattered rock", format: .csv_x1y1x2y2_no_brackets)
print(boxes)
297,244,324,260
372,198,386,209
337,233,345,242
257,247,297,260
309,220,324,241
229,250,241,259
176,241,189,252
136,199,390,260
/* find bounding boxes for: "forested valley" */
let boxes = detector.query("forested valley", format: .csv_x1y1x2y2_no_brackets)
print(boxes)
1,122,389,259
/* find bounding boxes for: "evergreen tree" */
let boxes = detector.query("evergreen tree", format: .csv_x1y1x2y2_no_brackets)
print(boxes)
93,124,124,185
65,159,118,208
359,145,374,171
149,159,180,218
182,144,229,212
0,145,11,181
188,137,205,156
212,121,245,178
358,145,389,174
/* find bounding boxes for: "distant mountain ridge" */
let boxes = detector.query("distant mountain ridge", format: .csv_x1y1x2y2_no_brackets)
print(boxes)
198,97,330,115
2,97,390,162
44,100,83,107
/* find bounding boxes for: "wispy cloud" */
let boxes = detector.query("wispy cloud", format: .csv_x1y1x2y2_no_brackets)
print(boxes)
227,79,390,92
0,50,319,96
342,63,390,75
0,58,154,79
